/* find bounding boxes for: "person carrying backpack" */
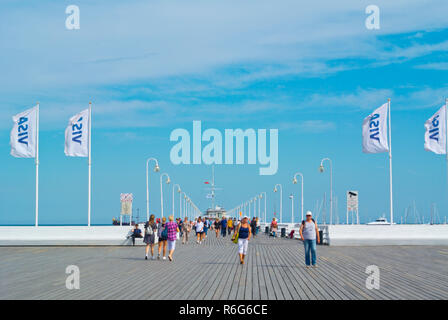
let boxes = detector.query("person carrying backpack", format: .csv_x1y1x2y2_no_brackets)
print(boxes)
299,211,320,268
144,215,158,260
157,217,168,260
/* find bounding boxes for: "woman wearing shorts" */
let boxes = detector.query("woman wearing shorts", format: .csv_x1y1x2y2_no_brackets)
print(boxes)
196,217,204,244
144,214,158,260
233,216,251,265
157,217,168,260
214,218,220,238
166,215,179,261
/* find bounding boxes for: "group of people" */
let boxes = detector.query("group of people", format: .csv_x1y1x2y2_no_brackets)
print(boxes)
130,211,320,268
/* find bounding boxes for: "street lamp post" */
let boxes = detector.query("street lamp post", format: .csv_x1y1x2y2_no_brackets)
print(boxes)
182,193,187,219
160,173,170,217
319,158,333,225
254,197,257,218
249,199,252,219
260,192,267,223
293,172,304,222
172,184,181,218
289,194,294,224
274,184,283,223
146,158,160,221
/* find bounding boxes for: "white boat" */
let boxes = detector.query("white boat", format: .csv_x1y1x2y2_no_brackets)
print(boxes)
367,216,395,225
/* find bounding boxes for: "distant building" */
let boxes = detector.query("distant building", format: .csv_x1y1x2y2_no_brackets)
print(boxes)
205,206,227,219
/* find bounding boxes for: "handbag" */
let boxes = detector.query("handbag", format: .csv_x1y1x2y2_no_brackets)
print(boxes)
232,230,239,244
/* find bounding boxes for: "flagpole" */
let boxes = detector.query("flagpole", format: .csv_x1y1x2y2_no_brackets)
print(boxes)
35,102,40,227
388,98,394,225
88,101,92,227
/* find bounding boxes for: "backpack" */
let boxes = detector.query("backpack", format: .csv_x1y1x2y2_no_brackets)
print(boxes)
145,222,154,236
160,224,168,240
301,219,315,226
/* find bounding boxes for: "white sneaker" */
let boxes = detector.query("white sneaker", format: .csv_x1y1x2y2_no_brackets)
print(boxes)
151,256,155,260
162,256,167,260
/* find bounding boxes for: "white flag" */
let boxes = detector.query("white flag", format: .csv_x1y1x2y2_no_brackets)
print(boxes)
10,106,38,158
65,109,89,157
424,105,446,155
362,103,389,154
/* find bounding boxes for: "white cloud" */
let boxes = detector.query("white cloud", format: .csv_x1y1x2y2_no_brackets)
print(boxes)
0,0,447,94
414,62,448,70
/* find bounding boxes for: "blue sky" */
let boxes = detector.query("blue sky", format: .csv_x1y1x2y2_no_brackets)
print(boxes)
1,0,448,225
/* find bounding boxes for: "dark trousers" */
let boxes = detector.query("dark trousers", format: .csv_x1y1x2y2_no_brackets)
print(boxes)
131,234,142,246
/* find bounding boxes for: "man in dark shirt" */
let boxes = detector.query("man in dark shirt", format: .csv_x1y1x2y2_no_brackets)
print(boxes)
130,224,143,246
220,217,228,237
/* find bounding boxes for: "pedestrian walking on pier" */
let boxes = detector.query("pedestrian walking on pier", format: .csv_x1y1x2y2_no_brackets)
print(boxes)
196,217,204,244
250,218,257,237
214,218,220,238
299,211,320,268
157,217,168,260
166,215,179,261
220,217,228,237
182,216,190,244
233,216,251,265
204,218,210,238
270,218,278,238
227,218,233,235
144,215,157,260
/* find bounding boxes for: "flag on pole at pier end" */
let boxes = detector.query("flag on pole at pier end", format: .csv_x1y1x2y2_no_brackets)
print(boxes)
362,103,390,154
424,105,447,155
65,109,89,157
10,105,38,158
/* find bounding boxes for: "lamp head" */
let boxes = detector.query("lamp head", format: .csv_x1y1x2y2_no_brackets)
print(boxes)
319,165,324,173
293,177,297,184
274,187,277,193
154,164,160,172
166,177,171,184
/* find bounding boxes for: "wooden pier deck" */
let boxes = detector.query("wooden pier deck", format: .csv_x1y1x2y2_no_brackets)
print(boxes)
1,234,447,300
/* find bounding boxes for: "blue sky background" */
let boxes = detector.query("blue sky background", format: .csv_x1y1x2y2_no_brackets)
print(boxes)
1,0,448,225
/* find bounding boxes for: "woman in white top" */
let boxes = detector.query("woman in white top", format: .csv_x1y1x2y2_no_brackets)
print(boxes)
196,217,204,244
299,211,320,268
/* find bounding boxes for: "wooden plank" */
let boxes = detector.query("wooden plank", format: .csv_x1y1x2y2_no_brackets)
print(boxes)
1,236,447,300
